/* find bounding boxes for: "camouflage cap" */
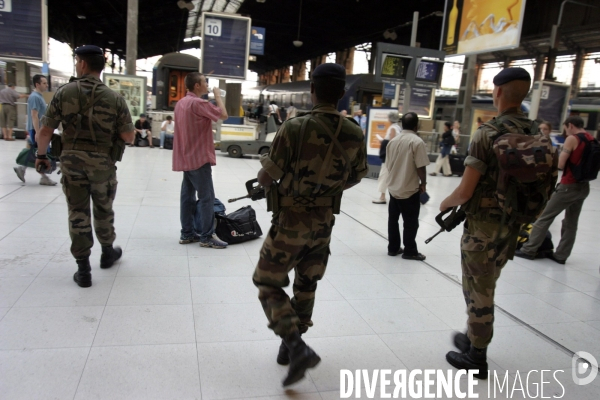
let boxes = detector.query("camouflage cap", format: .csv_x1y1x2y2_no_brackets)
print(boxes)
312,63,346,82
74,45,103,56
493,67,531,86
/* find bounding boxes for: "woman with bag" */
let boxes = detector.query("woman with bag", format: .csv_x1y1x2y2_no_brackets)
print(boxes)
430,121,454,177
373,111,401,204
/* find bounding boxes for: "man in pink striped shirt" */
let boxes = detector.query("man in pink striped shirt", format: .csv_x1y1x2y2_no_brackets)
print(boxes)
173,72,229,248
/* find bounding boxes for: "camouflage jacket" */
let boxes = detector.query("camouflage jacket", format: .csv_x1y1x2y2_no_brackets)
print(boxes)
42,75,133,149
464,107,559,222
260,104,368,199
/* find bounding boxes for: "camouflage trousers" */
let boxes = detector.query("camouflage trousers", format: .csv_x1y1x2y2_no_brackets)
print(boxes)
60,150,118,259
252,207,334,338
460,218,519,349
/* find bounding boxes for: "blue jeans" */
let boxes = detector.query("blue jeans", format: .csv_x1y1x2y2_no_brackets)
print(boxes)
160,131,173,147
180,163,215,240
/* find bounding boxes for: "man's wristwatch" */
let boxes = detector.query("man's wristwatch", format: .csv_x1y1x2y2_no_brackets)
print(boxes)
35,150,47,160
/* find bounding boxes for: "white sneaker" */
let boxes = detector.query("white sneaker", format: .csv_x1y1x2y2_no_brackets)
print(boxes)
13,166,26,182
39,175,57,186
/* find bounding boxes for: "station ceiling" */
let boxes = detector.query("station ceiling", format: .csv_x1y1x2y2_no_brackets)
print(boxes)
48,0,600,74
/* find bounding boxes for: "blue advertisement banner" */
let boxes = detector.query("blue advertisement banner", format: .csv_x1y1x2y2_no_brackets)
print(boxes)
250,26,265,56
383,83,396,100
0,0,43,60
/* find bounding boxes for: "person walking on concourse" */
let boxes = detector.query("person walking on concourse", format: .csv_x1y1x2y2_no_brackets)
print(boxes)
253,63,368,387
173,72,229,248
34,45,134,288
439,67,558,379
515,116,593,264
385,112,429,260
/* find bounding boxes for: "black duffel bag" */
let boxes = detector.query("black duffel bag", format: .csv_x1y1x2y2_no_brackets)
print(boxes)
215,206,263,244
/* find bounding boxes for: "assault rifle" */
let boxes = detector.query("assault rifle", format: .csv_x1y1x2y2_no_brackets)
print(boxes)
229,178,266,203
425,207,466,244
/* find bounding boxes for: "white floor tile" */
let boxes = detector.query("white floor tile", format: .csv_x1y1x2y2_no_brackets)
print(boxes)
14,276,114,307
534,291,600,321
190,276,258,304
349,298,450,334
0,348,89,399
0,306,103,349
495,294,578,324
197,340,317,399
386,273,460,298
94,305,195,346
116,255,189,277
0,277,34,307
194,302,275,343
366,255,437,275
325,255,381,275
530,321,600,363
0,254,48,278
303,300,375,338
326,274,410,300
188,254,254,277
107,277,192,306
75,344,202,399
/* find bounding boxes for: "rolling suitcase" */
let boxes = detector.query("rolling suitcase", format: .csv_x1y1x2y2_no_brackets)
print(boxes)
449,154,466,176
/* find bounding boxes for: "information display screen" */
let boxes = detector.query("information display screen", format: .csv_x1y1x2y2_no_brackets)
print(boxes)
0,0,43,60
200,13,250,80
379,54,412,82
415,60,444,84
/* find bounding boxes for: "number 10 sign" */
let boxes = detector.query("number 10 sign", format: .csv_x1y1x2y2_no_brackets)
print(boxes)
204,18,222,36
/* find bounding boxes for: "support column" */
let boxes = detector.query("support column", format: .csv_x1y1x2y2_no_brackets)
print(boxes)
534,54,545,82
126,0,138,75
570,49,585,97
225,83,242,117
292,62,306,81
454,54,477,152
336,47,355,75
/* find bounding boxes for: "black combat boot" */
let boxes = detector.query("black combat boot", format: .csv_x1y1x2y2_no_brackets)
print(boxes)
453,331,471,353
282,332,321,387
446,345,488,380
100,245,122,269
74,258,92,288
277,340,290,365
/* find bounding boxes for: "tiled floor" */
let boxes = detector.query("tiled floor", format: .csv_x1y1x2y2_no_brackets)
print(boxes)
0,139,599,399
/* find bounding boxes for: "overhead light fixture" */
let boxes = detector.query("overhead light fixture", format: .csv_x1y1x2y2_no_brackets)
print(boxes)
77,15,86,19
293,0,303,47
108,41,114,44
177,0,194,11
383,29,397,41
96,30,103,34
256,0,266,3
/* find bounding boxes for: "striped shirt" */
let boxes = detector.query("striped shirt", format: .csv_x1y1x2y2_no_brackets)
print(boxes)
172,92,222,171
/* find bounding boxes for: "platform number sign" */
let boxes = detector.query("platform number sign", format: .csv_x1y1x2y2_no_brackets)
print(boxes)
205,18,222,37
0,0,12,12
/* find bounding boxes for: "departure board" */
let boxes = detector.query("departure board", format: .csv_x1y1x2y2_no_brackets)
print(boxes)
415,59,444,85
379,54,412,82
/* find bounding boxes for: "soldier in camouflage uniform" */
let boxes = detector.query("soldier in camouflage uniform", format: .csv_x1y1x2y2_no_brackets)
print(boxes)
253,63,368,386
439,68,558,379
35,45,135,288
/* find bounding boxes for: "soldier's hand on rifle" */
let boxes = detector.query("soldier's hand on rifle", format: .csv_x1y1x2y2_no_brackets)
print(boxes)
35,154,51,174
257,168,274,187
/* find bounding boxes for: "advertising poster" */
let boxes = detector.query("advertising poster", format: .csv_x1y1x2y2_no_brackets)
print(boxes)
470,108,497,137
442,0,526,55
250,26,265,56
366,108,396,156
408,87,434,118
104,74,147,122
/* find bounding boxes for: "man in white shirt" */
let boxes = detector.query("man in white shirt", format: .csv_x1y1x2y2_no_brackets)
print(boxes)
385,112,429,260
159,115,175,149
285,102,297,121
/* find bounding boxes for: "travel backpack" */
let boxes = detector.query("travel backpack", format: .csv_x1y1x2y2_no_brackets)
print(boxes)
567,133,600,182
484,117,556,225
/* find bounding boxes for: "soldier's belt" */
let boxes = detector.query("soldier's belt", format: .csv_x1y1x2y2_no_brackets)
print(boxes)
63,143,112,154
279,196,335,207
480,197,499,208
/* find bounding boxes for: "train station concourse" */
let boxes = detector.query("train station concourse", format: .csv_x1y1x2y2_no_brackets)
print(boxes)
2,0,600,399
0,142,599,399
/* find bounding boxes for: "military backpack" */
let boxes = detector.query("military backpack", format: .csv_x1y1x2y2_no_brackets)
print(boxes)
483,116,555,225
